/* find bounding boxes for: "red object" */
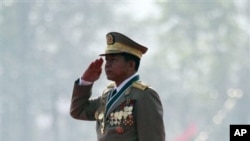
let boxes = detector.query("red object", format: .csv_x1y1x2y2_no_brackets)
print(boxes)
116,126,124,134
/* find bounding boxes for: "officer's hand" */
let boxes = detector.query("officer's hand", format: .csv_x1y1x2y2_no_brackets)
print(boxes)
81,58,103,82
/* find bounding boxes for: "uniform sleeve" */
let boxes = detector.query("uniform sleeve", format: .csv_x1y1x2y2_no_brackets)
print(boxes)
136,88,165,141
70,79,101,121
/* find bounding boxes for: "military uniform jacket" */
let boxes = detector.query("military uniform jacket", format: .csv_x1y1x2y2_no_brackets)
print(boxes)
70,78,165,141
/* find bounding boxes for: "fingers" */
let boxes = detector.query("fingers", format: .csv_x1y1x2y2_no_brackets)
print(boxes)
96,58,104,68
92,58,103,69
82,58,103,82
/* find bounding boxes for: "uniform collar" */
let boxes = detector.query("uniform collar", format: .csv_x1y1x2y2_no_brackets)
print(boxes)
114,73,138,93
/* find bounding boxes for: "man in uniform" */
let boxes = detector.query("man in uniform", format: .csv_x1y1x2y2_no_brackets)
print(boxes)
70,32,165,141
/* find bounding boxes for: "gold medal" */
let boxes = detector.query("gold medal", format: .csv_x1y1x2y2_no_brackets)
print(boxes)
101,128,105,134
98,113,104,120
128,106,133,111
118,111,123,120
114,112,119,119
123,112,128,119
100,121,105,134
99,112,105,134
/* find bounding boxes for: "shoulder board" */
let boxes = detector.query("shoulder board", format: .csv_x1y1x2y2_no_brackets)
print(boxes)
102,82,115,96
132,81,148,91
107,82,115,88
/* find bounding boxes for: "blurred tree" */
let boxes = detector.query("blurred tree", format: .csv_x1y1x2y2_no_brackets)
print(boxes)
1,1,117,141
149,0,249,140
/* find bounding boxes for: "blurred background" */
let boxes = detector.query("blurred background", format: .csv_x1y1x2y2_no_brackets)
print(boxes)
1,0,249,141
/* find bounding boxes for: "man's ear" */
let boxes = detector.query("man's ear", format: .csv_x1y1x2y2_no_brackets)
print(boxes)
128,60,136,71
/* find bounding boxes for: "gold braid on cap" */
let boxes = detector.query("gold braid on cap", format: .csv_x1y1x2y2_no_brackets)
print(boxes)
106,42,143,58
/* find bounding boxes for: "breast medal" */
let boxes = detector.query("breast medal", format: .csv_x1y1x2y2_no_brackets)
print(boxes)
97,112,105,134
115,125,124,134
98,112,104,120
103,75,139,135
106,99,136,134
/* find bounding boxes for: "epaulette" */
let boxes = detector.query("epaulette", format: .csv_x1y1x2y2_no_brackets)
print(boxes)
132,81,148,91
107,82,115,88
102,82,115,96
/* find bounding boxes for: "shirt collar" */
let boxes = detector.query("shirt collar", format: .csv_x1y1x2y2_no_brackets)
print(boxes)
114,73,138,92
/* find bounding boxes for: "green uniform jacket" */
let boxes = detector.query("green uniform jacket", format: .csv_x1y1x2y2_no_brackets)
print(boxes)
70,79,165,141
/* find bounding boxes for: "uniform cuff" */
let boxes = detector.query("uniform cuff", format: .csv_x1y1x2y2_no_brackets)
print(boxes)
78,78,93,86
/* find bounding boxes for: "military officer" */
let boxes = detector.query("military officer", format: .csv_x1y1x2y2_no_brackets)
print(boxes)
70,32,165,141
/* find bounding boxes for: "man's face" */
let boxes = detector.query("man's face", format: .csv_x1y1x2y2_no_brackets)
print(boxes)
104,54,132,84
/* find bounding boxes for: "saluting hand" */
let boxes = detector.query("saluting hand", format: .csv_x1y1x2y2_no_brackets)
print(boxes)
81,58,104,82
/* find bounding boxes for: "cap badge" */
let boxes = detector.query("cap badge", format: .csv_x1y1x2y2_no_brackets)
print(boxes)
106,33,114,45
